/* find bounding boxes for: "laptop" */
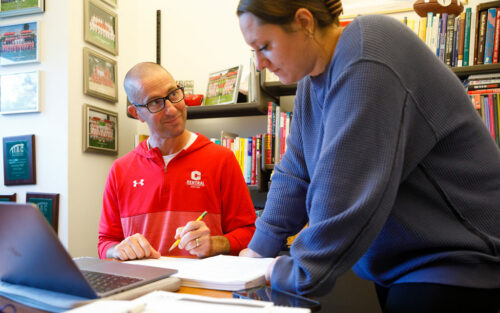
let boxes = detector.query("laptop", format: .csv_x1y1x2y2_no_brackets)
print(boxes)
0,202,178,299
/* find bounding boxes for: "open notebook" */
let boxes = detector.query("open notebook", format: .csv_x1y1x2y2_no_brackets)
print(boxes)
127,255,274,291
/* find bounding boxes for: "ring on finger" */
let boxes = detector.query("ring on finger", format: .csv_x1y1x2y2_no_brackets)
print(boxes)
195,238,200,247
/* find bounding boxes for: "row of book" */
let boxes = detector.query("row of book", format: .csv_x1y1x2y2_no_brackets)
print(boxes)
402,1,500,67
211,102,292,186
465,73,500,145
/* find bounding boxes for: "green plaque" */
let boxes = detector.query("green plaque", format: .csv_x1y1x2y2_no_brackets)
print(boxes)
0,198,10,202
5,140,30,181
29,198,53,226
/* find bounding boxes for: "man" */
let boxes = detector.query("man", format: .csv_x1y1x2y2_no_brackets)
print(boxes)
98,62,256,260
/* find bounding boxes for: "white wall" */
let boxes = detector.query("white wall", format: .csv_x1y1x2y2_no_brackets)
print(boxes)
0,0,70,246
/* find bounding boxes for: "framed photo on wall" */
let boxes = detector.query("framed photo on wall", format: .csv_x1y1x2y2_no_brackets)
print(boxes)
26,192,59,233
84,0,118,55
83,47,117,102
0,0,44,18
0,70,40,114
3,134,36,186
0,21,40,66
101,0,117,8
0,193,16,202
83,104,118,154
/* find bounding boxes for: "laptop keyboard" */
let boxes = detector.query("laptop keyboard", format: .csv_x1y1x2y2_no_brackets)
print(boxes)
81,270,143,294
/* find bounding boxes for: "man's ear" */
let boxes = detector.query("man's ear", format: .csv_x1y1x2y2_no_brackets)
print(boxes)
128,104,144,122
294,8,315,35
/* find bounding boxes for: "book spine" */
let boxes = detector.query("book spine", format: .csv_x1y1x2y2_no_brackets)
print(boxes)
497,94,500,145
494,8,500,63
489,94,496,139
452,16,460,67
250,136,256,185
433,14,441,56
445,14,456,66
468,82,500,90
477,10,488,64
274,105,281,164
426,12,434,47
483,8,497,64
493,94,500,145
458,12,466,67
263,133,272,165
418,17,427,42
467,87,500,94
246,137,252,184
439,13,448,61
464,8,472,66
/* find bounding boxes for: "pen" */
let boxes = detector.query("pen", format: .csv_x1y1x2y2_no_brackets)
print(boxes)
168,211,207,252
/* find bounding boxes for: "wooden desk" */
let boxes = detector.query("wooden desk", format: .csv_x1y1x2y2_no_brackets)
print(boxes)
0,286,232,313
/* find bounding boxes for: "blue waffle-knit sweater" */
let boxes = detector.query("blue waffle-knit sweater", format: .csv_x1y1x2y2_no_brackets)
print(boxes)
248,15,500,296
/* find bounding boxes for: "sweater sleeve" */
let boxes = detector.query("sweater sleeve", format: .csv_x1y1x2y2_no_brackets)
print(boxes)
98,164,125,259
260,61,409,295
220,151,257,255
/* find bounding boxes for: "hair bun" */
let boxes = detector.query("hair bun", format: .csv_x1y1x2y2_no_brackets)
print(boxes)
325,0,343,17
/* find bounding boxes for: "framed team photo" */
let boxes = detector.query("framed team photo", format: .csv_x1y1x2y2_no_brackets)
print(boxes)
0,21,40,66
83,104,118,155
83,47,117,103
0,0,44,18
84,0,118,55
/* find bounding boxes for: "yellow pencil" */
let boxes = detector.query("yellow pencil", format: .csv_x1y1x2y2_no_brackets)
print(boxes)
168,211,207,252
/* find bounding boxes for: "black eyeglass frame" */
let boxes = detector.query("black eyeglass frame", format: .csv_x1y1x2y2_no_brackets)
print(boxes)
132,87,184,113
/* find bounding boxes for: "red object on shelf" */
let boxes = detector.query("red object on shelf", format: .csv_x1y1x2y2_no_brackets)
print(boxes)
184,94,204,106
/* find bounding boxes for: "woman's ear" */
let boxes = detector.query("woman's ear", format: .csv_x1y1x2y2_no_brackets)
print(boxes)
294,8,315,36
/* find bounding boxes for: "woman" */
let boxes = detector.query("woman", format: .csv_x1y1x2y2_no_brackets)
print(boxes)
237,1,500,312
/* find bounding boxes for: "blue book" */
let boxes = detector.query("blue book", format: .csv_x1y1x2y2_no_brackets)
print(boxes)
439,13,448,61
463,8,472,66
484,8,497,64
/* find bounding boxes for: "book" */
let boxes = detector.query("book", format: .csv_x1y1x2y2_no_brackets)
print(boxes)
477,10,488,64
439,13,448,61
458,12,466,67
418,16,427,42
483,8,497,64
445,14,457,66
494,8,500,63
127,255,274,291
464,8,472,66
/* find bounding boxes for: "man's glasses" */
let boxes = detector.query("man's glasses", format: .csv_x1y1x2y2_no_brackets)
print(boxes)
133,87,184,113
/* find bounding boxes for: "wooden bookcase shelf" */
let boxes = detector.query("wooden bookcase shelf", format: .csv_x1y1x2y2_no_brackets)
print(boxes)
452,63,500,79
187,102,266,119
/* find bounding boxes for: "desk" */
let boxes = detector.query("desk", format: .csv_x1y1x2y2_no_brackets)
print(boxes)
0,286,232,313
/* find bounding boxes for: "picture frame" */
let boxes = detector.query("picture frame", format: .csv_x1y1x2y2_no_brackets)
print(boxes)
0,21,40,66
341,0,414,19
204,65,243,106
83,47,118,103
26,192,59,233
0,0,44,18
84,0,118,56
0,193,16,202
101,0,117,8
83,104,118,154
3,134,36,186
0,70,40,114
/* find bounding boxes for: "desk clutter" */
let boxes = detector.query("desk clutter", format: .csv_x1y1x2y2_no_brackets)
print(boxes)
66,290,311,313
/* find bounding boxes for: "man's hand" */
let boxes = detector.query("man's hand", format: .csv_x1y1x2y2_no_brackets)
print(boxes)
174,220,231,257
106,233,161,261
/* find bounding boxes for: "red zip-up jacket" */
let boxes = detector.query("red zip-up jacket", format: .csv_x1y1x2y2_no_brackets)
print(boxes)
98,134,256,258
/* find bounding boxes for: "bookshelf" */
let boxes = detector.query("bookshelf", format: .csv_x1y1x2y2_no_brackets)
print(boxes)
452,62,500,78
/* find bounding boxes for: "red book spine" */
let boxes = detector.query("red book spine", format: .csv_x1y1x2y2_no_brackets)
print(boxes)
468,88,500,94
489,94,496,138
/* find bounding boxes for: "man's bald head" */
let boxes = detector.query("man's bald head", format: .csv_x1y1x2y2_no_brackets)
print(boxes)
124,62,173,104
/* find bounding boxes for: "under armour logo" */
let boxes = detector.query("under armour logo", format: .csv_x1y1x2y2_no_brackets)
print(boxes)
133,179,144,187
191,171,201,181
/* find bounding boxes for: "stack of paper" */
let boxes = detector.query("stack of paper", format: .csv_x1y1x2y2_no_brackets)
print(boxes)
67,290,311,313
127,255,274,291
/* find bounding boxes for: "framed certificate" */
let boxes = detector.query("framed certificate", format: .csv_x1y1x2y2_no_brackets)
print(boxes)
2,134,36,185
0,193,16,202
26,192,59,233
